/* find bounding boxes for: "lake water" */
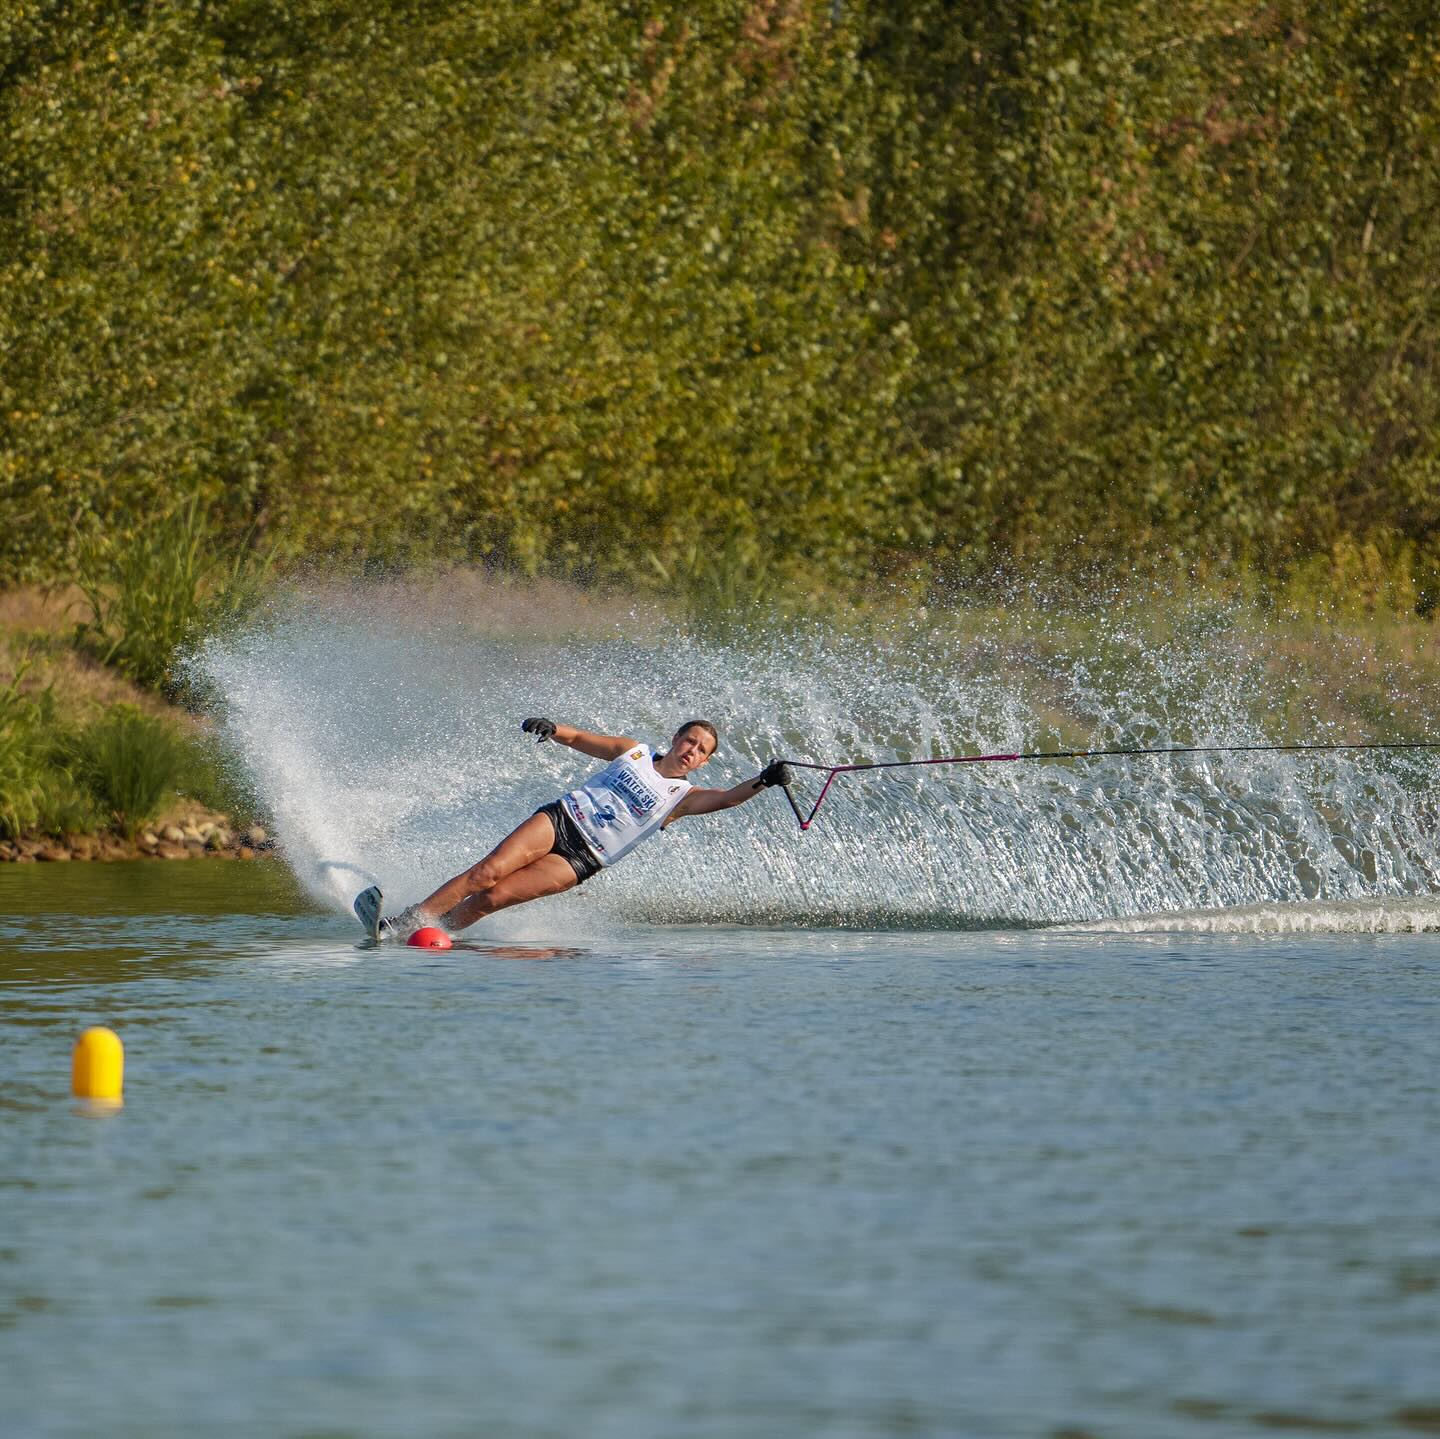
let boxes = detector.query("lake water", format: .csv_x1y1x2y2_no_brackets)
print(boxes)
4,860,1440,1439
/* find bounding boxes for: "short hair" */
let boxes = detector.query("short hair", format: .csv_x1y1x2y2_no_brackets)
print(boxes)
673,719,719,756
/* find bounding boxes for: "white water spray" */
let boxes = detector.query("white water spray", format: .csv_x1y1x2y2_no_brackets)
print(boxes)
192,586,1440,935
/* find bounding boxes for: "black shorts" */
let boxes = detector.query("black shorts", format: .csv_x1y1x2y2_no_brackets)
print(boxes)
536,801,603,885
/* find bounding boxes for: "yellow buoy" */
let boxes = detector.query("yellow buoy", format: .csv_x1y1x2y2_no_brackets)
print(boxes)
72,1026,124,1102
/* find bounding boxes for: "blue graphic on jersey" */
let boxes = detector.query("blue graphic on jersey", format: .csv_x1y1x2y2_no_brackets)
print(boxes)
599,766,659,821
589,802,621,829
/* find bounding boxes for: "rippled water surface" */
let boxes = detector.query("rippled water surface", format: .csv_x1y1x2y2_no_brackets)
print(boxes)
4,862,1440,1439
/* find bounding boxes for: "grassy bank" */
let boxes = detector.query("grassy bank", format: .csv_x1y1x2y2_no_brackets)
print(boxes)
0,585,267,859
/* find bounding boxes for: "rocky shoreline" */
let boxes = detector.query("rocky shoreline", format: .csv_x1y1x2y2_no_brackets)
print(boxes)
1,819,274,864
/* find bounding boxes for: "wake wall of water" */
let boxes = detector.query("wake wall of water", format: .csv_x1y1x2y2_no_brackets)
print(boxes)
192,590,1440,935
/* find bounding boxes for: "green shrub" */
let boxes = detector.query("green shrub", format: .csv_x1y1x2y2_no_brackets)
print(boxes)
65,705,189,837
0,665,52,838
74,496,272,699
25,775,103,840
0,659,99,838
175,733,264,828
648,530,782,638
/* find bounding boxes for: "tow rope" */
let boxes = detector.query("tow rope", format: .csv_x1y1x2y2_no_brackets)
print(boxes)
776,740,1440,832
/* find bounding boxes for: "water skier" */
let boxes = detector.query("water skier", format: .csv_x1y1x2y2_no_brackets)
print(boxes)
354,718,789,939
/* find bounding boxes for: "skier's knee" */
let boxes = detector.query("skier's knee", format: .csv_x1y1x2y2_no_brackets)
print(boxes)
465,859,498,892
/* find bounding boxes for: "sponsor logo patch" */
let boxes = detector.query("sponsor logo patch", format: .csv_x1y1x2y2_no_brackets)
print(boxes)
601,765,660,821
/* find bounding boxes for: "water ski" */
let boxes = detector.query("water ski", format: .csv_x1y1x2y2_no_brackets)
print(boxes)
354,884,384,941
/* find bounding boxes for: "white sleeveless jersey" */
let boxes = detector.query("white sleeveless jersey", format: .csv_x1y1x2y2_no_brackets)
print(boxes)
560,745,691,867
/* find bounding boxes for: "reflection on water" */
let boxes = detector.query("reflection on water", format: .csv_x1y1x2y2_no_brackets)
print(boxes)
355,937,589,962
3,863,1440,1439
476,944,589,961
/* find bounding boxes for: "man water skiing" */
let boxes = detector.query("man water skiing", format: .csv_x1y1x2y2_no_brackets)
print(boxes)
354,717,790,940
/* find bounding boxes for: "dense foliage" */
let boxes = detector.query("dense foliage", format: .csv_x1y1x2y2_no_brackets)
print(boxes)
3,1,1437,602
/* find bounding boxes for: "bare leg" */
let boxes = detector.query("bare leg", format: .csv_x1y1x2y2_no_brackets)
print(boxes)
416,812,557,924
442,854,579,931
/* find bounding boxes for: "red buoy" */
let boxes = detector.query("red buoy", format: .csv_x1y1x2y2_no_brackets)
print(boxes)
407,926,453,950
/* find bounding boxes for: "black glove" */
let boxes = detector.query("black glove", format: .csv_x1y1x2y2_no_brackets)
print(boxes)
758,760,791,788
521,717,557,743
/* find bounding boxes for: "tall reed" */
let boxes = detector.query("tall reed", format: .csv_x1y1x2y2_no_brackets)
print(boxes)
75,496,272,699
